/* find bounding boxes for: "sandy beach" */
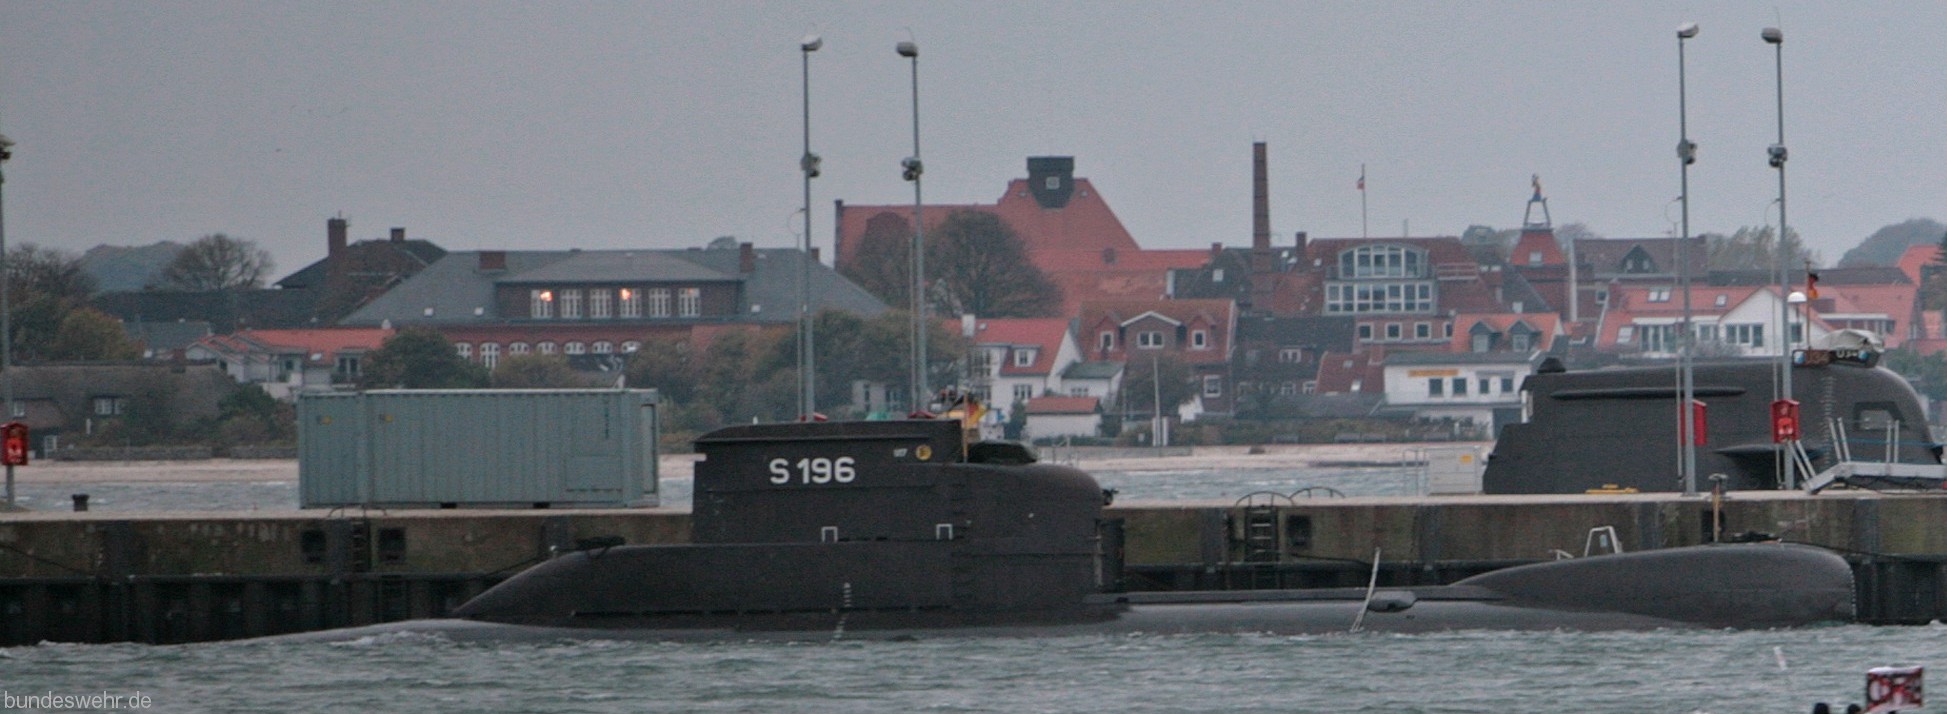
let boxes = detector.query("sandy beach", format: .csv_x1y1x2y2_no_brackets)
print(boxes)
2,442,1486,485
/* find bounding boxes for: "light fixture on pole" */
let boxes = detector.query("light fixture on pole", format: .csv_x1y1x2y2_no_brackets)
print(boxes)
1787,290,1809,352
898,39,927,415
1762,25,1795,488
0,133,13,505
798,33,822,421
1675,21,1700,496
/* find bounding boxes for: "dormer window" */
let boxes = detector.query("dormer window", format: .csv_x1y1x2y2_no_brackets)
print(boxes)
1647,287,1672,302
1013,348,1037,367
1191,330,1209,349
1137,331,1165,349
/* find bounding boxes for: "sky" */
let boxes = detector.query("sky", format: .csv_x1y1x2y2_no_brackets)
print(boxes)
2,2,1944,279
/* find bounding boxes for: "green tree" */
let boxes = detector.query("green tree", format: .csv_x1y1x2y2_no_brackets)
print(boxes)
151,233,274,291
1116,354,1193,420
926,210,1062,318
1837,218,1947,267
491,354,590,388
46,307,141,361
1704,225,1818,271
359,328,488,389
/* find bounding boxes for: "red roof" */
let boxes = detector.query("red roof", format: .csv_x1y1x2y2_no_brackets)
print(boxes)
1448,312,1562,352
1076,299,1235,365
1510,227,1565,267
1897,244,1941,286
1025,395,1099,414
970,317,1072,376
1314,350,1384,394
834,177,1139,270
198,328,394,365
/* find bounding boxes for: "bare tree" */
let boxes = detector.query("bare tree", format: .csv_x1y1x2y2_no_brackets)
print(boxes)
152,233,274,291
927,210,1063,318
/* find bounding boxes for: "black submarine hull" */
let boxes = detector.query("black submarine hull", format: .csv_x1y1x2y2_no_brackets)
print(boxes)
355,419,1856,643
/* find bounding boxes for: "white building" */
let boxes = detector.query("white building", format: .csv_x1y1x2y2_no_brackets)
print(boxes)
1380,351,1543,436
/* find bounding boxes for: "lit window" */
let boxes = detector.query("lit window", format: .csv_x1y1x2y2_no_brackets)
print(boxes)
677,288,702,317
531,290,554,318
590,289,613,319
561,290,583,319
648,289,672,317
619,289,642,318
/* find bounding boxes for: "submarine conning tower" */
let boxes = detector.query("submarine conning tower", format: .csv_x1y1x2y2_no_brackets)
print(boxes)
452,419,1111,626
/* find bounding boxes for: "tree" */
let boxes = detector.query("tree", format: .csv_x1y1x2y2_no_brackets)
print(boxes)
46,307,141,361
1837,218,1947,267
1553,222,1603,253
359,328,488,389
491,354,590,388
151,233,274,291
1116,354,1193,420
841,212,915,307
926,211,1063,318
215,384,295,447
623,338,698,403
4,244,97,362
1883,349,1947,403
1459,225,1519,262
1704,225,1818,271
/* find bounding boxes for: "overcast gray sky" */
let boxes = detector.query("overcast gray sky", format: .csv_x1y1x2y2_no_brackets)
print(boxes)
3,1,1943,277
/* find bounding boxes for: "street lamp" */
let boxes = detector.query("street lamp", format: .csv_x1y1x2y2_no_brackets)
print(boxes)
798,33,822,420
0,133,13,505
1763,25,1795,488
898,39,927,414
1675,21,1700,496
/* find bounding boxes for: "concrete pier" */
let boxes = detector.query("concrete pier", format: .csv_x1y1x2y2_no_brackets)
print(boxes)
2,491,1945,644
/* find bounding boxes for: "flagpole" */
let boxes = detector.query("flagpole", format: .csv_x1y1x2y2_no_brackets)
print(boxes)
1359,164,1368,239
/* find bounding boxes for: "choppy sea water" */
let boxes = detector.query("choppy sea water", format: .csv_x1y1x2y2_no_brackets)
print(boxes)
3,625,1937,713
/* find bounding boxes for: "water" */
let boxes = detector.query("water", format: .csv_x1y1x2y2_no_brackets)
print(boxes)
11,466,1411,512
3,625,1937,712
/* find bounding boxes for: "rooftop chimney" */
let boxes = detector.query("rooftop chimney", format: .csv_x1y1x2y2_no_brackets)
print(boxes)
478,251,507,272
326,217,349,285
1026,156,1076,209
739,242,756,273
390,227,406,243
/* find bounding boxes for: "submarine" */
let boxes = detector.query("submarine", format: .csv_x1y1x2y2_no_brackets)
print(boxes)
424,418,1855,639
1484,349,1939,494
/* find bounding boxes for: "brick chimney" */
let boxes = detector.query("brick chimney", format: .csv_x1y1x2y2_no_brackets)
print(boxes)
1295,231,1308,264
739,242,756,273
390,227,406,243
326,217,349,285
478,250,507,272
1251,143,1272,274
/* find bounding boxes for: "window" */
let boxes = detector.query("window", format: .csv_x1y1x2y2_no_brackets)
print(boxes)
480,343,500,369
509,343,530,355
92,396,126,416
1790,323,1803,343
1617,326,1635,343
1013,348,1037,367
565,342,587,355
1511,333,1531,351
1385,323,1402,340
593,341,614,354
1428,379,1444,397
1338,245,1426,279
538,342,557,355
1099,331,1116,352
1278,348,1303,363
560,290,583,319
1713,294,1728,307
677,288,702,317
1212,268,1225,282
1696,324,1718,343
1202,375,1222,397
336,355,361,377
619,288,642,318
648,289,672,317
1479,378,1492,394
622,341,641,353
8,402,22,418
590,289,613,318
1358,324,1373,340
1137,331,1164,349
1471,334,1492,353
1014,384,1034,402
1415,323,1431,339
1191,330,1209,349
1500,376,1515,393
1725,323,1765,347
1444,322,1454,338
1451,378,1468,396
1303,381,1317,394
1324,281,1435,314
1528,251,1543,266
456,343,473,359
1647,287,1672,302
1596,289,1609,305
1070,386,1090,397
1045,176,1060,190
531,290,554,318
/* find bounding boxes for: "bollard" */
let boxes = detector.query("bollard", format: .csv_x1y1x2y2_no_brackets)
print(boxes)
72,493,88,512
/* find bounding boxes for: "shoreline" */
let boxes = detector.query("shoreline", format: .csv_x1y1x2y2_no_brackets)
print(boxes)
0,442,1486,485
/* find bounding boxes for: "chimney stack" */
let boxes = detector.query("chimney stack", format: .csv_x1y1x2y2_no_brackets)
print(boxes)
478,251,507,272
739,242,756,273
1252,143,1270,253
390,227,406,243
326,217,349,285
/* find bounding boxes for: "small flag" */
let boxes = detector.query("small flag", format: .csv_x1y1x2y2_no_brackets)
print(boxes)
1357,169,1365,192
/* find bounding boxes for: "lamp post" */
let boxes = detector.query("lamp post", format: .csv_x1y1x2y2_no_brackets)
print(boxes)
898,39,926,414
0,134,13,505
1676,21,1700,496
1763,25,1794,488
798,33,822,420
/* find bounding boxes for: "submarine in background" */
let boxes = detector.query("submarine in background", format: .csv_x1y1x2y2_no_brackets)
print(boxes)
441,418,1855,638
1484,351,1939,494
